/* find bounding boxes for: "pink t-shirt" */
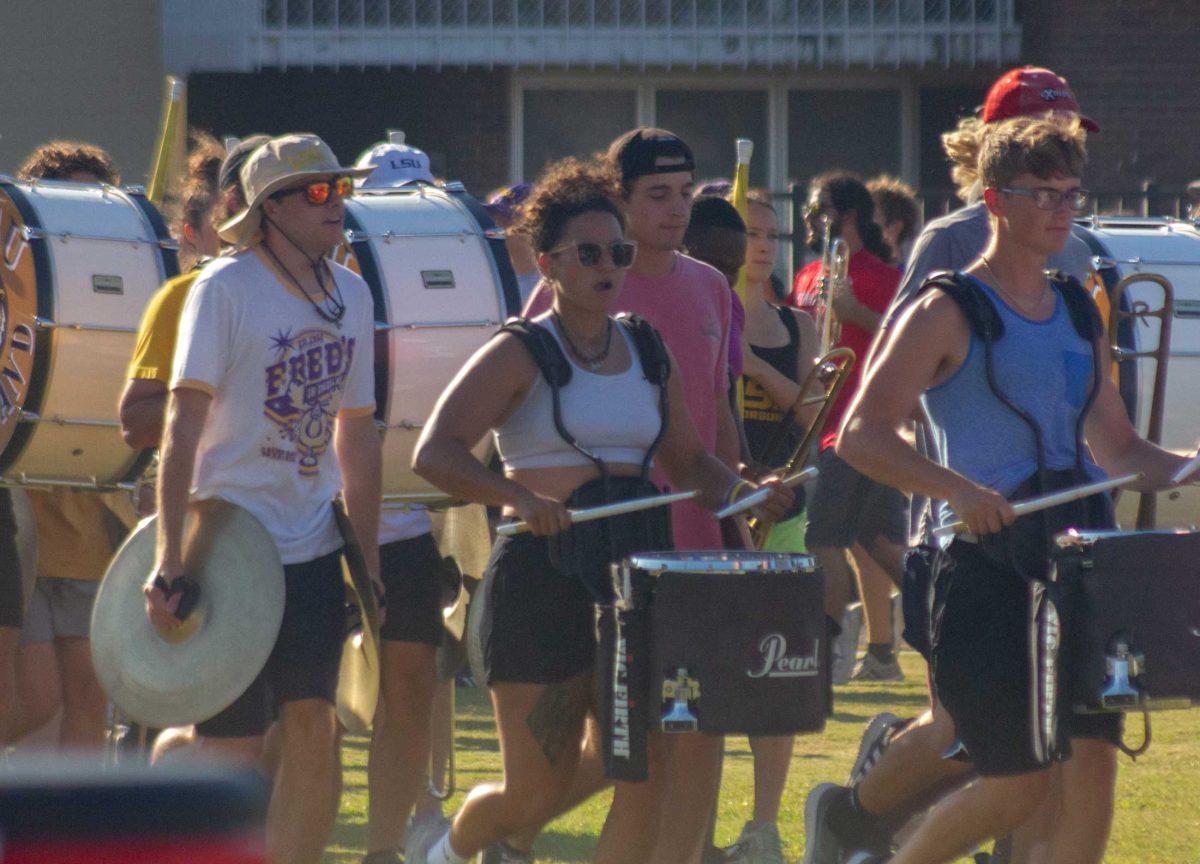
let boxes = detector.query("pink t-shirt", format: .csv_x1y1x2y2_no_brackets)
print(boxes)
526,253,731,549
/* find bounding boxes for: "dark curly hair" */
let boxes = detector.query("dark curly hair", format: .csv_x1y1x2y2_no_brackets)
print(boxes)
18,140,119,184
516,158,624,254
170,130,225,268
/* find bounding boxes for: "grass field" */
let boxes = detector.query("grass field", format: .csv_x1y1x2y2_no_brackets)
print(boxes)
327,653,1200,863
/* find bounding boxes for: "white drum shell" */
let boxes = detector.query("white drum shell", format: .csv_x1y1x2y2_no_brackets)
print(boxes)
1078,218,1200,529
344,187,511,501
1,179,171,486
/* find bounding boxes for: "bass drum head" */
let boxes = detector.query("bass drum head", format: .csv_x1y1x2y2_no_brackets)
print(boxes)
342,186,515,503
0,184,42,462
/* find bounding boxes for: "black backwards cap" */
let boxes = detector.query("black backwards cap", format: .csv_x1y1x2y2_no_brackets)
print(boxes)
218,135,271,193
607,127,696,187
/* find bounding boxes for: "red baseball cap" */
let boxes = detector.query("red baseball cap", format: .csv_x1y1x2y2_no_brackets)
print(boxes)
981,67,1100,133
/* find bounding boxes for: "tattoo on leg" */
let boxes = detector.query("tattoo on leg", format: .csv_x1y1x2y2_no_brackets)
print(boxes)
525,682,587,766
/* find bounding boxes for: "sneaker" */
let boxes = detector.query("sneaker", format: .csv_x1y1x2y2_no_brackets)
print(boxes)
848,712,901,786
480,842,534,864
844,852,889,864
833,604,863,685
404,813,451,864
722,821,785,864
851,652,904,683
801,783,844,864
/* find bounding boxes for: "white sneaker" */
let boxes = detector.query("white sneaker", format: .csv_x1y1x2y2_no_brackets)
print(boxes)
723,820,785,864
833,603,863,685
404,813,451,864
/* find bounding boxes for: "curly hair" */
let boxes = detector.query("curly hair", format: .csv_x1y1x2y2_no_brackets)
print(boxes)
978,115,1087,190
811,171,892,263
169,131,225,268
868,175,920,247
18,140,119,184
516,157,624,254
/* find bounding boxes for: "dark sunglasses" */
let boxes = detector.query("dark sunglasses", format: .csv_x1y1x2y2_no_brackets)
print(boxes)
274,176,354,206
549,240,637,269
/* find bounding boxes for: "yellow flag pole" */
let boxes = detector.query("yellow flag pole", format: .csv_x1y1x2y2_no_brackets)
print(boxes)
147,76,186,206
729,138,754,309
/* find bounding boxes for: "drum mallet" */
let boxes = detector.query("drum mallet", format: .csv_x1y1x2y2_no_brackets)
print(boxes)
498,489,698,537
714,466,820,520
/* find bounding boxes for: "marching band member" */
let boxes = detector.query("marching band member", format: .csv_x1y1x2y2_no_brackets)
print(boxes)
146,134,381,864
4,143,134,753
789,173,907,686
825,115,1197,864
867,177,921,270
411,157,791,864
808,66,1105,864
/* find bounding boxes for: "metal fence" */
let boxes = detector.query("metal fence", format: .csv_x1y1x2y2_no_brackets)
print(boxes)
251,0,1020,70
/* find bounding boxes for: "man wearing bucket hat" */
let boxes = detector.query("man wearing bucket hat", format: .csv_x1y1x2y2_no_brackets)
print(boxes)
146,133,381,864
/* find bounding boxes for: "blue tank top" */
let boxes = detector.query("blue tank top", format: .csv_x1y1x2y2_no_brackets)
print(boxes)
920,274,1103,530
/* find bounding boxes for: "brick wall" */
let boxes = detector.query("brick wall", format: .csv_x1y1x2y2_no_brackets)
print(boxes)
1022,0,1200,191
188,68,511,196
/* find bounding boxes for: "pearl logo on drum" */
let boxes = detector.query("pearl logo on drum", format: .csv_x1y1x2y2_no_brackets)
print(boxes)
747,633,821,679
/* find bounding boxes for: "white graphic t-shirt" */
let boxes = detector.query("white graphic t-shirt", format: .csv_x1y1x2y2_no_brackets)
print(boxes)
172,250,376,564
380,505,433,545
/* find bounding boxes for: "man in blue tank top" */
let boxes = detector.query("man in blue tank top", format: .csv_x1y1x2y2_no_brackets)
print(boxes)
809,117,1198,864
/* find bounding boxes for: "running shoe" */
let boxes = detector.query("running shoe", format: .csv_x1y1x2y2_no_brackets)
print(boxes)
801,783,844,864
851,652,904,682
480,842,534,864
844,852,890,864
404,813,451,864
848,712,901,786
722,821,786,864
833,603,864,685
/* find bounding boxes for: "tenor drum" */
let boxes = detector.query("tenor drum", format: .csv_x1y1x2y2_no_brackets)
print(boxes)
0,177,176,488
341,183,519,502
599,551,825,781
1053,528,1200,713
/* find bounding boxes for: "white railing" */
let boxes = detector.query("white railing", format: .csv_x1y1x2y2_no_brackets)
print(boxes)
164,0,1020,72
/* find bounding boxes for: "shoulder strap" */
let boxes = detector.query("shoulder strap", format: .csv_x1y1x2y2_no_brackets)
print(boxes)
776,304,801,346
499,317,572,388
615,313,670,386
1047,270,1103,343
916,270,1005,343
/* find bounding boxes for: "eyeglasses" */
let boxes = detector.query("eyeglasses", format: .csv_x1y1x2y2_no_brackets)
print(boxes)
548,240,638,269
1000,186,1090,212
275,176,354,206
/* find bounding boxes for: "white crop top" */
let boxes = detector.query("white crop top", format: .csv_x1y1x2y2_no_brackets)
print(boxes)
493,316,663,471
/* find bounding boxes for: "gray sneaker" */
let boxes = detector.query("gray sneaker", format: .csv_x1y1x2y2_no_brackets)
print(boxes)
833,604,864,685
848,712,901,786
723,821,785,864
480,842,534,864
404,813,451,864
851,652,904,682
801,783,844,864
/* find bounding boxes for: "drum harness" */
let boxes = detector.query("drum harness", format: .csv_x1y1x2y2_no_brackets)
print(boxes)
500,313,672,600
915,270,1151,758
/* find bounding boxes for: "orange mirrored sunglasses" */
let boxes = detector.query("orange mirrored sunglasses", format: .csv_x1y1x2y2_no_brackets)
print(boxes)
276,176,354,206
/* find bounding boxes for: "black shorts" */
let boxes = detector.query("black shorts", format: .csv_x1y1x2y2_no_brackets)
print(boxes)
931,539,1120,777
0,490,23,629
806,447,908,549
197,549,346,738
379,532,445,646
478,533,595,686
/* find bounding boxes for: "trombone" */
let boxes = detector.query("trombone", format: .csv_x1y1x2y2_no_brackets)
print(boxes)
748,347,856,547
1108,272,1174,529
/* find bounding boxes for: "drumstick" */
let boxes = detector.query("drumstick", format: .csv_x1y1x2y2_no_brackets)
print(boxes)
1169,443,1200,485
497,490,698,537
932,472,1143,540
714,466,820,520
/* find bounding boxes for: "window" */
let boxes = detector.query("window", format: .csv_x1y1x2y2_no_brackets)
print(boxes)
787,89,901,187
655,89,770,187
522,89,637,180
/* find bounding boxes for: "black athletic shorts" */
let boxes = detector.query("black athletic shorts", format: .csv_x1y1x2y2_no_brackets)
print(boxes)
197,549,346,738
806,447,909,549
0,490,23,629
379,532,444,646
931,539,1120,777
478,532,595,686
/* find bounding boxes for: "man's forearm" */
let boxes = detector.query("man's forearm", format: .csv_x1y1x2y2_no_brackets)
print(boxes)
714,391,741,469
120,393,167,450
837,420,966,504
338,422,382,579
155,393,206,574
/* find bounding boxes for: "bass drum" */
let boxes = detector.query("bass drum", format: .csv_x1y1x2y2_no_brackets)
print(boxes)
342,183,520,503
0,177,175,488
1076,217,1200,529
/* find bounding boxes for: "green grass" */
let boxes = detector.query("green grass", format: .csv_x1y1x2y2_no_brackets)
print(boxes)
327,653,1200,863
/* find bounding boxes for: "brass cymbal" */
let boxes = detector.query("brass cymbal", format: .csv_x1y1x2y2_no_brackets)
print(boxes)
90,499,284,728
333,502,380,734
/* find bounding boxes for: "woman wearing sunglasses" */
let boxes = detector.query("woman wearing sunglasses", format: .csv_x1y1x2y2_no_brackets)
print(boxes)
412,158,792,864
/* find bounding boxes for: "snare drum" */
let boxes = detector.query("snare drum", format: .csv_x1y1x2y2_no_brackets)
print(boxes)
1053,528,1200,713
342,184,519,503
0,177,177,488
599,551,825,781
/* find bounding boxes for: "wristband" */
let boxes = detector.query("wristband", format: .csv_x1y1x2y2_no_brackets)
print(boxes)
724,479,753,507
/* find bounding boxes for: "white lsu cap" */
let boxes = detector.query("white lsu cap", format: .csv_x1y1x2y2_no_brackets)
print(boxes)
355,130,435,188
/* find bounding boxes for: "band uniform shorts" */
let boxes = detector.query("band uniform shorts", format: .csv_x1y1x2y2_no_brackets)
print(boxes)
806,447,909,550
20,577,99,644
379,532,445,647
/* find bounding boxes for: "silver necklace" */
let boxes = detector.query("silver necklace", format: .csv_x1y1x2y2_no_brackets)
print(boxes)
553,312,613,372
979,256,1050,318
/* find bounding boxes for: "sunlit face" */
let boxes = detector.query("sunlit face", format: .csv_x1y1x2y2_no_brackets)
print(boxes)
623,160,694,252
984,172,1081,258
183,202,221,260
745,201,781,286
261,173,348,254
540,209,631,316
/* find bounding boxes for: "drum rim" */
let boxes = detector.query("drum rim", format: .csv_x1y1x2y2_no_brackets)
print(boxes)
623,550,816,573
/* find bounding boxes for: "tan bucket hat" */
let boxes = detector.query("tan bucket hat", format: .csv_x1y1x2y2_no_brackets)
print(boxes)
218,133,374,245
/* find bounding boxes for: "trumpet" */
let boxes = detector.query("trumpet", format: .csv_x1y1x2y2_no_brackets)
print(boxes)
1109,272,1174,529
748,347,856,547
814,229,850,356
